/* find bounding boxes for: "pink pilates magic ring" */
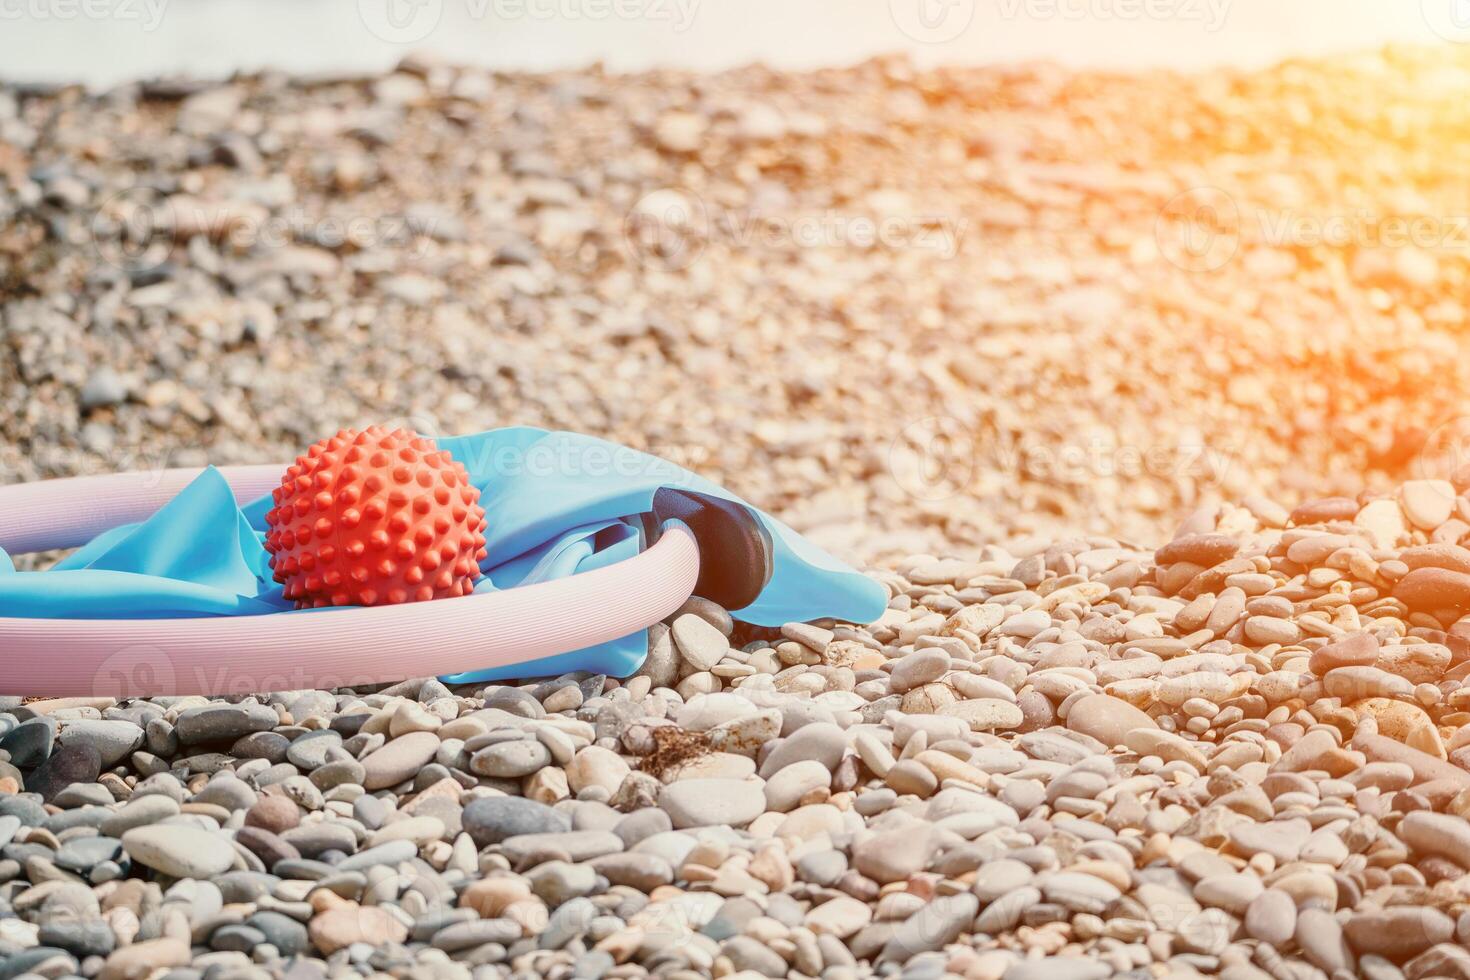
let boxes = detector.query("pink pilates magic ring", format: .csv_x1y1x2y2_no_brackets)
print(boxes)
0,466,700,697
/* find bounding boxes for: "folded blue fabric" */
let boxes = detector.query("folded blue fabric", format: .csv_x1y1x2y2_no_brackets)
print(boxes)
0,427,886,682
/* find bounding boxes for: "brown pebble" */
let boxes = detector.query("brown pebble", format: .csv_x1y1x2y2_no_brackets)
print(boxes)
832,754,860,793
1396,567,1470,613
1154,532,1239,568
1272,729,1359,775
1401,543,1470,575
244,795,301,834
1290,497,1360,525
1342,906,1453,962
1308,631,1380,676
1015,690,1055,732
1261,771,1315,799
1354,732,1470,789
1264,723,1306,751
1418,856,1465,885
236,826,300,869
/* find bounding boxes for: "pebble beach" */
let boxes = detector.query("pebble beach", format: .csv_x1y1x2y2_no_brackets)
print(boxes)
8,45,1470,980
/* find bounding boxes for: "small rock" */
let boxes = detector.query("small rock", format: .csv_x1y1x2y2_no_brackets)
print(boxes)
309,903,409,955
671,613,729,670
361,731,441,790
463,796,570,847
1065,694,1156,747
122,825,234,878
659,778,765,829
27,743,101,803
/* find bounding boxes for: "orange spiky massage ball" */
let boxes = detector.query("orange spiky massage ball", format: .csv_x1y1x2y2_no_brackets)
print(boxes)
264,426,488,608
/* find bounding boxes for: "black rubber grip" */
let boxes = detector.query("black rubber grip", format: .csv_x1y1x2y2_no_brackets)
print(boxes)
653,489,772,611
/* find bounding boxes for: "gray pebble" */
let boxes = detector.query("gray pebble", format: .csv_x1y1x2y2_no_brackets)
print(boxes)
175,703,277,745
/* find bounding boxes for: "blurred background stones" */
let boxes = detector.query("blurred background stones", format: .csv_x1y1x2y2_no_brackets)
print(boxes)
6,48,1470,564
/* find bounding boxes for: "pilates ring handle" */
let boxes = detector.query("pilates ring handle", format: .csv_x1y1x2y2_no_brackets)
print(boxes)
0,466,701,697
